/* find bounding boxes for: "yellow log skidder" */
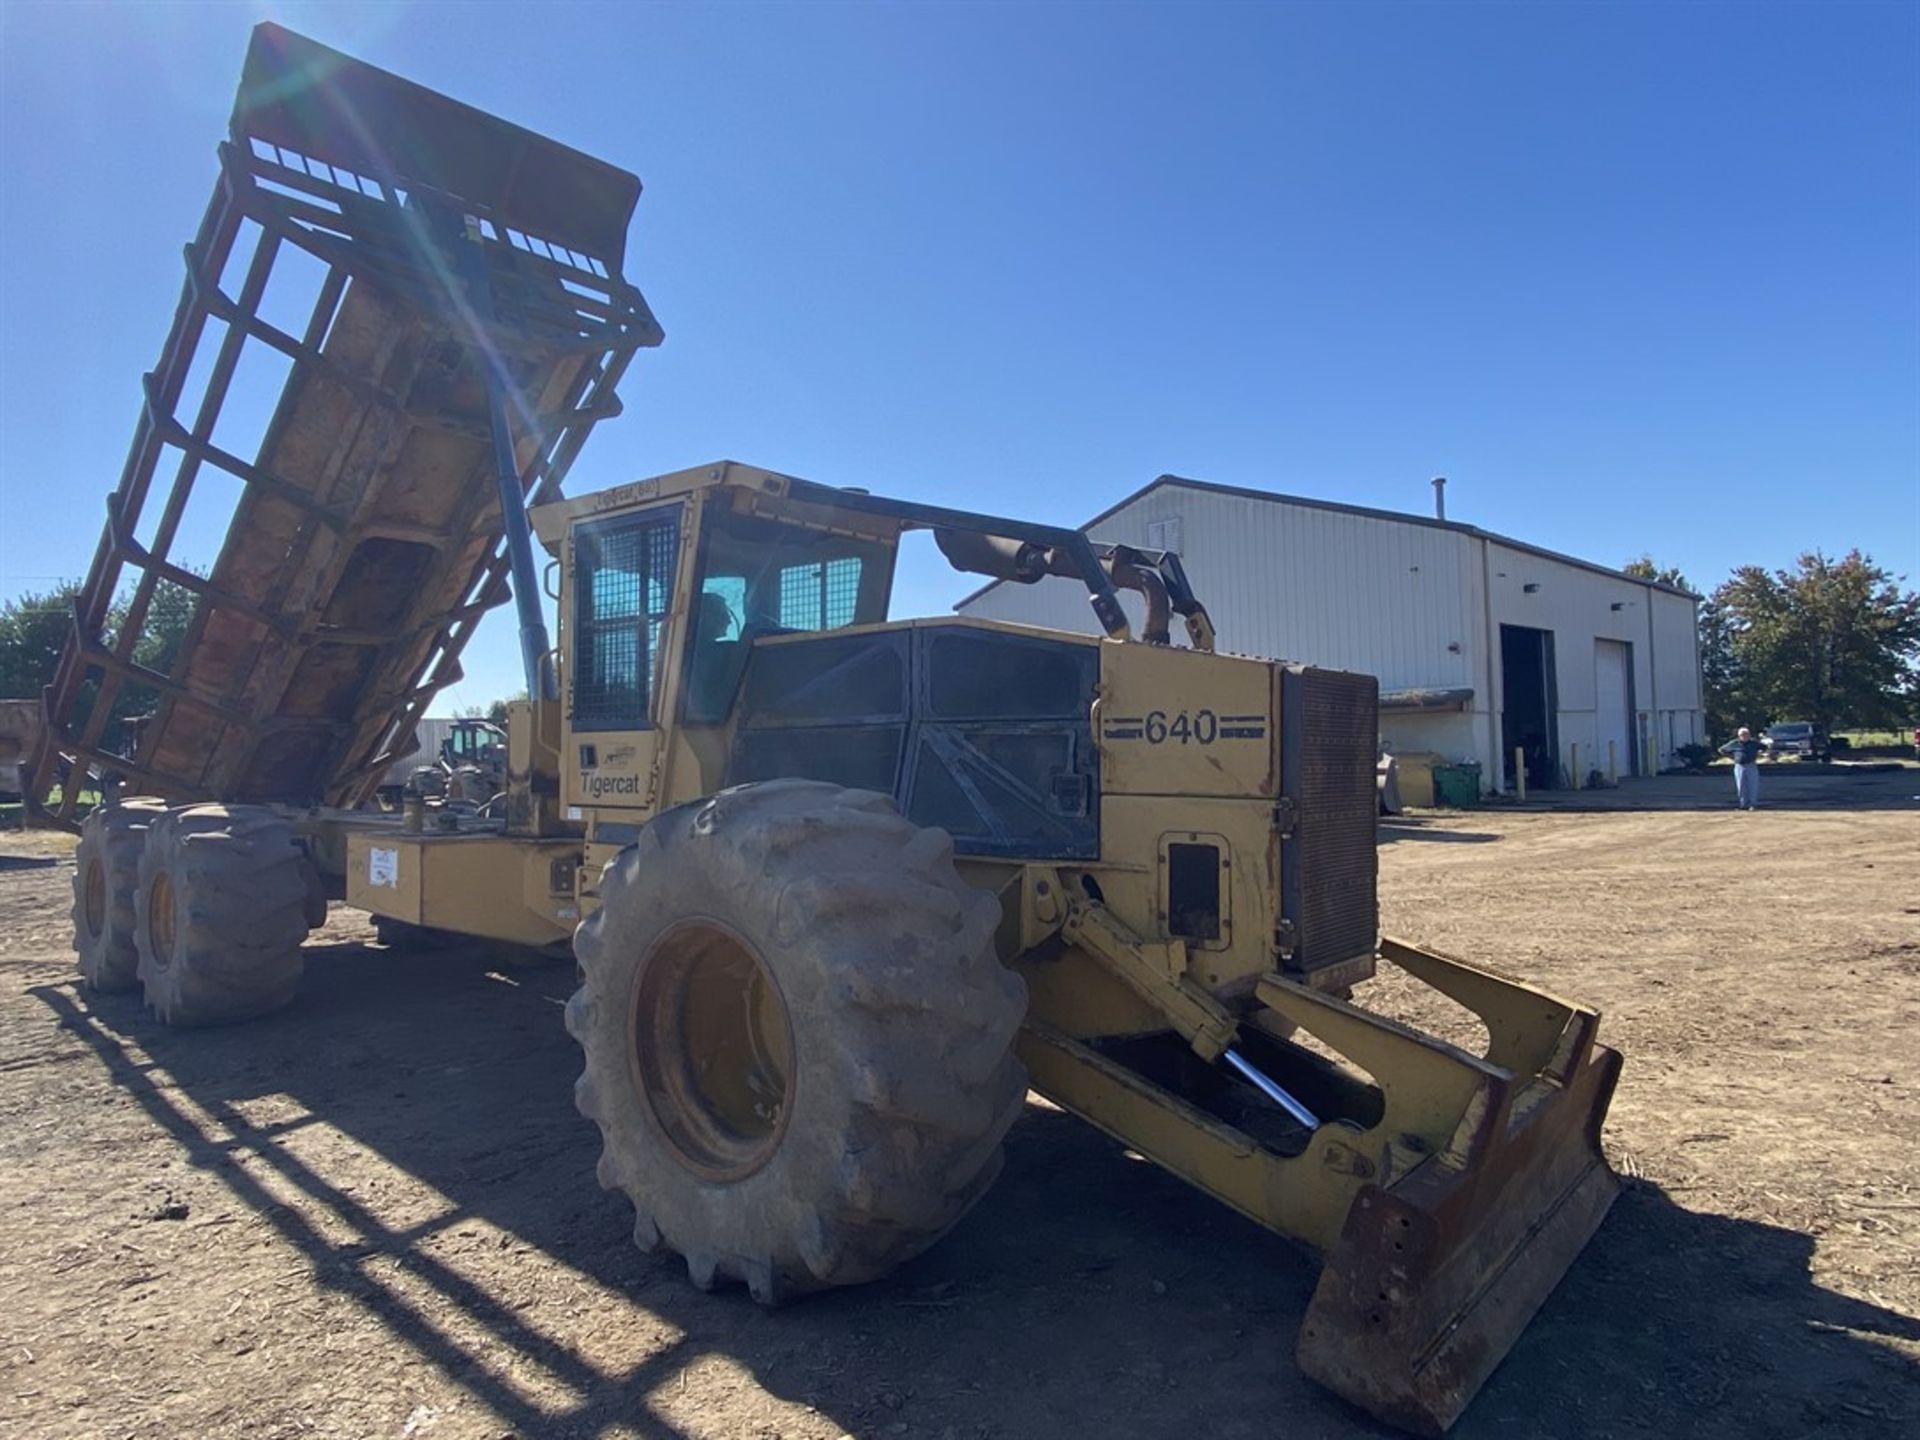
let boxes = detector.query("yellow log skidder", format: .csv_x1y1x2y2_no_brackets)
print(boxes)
34,27,1620,1435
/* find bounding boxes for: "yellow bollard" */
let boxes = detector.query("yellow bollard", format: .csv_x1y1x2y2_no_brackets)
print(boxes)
1514,746,1527,802
1608,740,1618,787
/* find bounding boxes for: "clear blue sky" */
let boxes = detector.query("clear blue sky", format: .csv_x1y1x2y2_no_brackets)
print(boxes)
2,0,1915,711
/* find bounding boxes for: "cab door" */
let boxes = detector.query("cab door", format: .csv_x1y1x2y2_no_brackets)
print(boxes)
559,500,691,820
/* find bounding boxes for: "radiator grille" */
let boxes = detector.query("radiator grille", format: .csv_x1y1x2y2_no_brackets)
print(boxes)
1281,666,1379,971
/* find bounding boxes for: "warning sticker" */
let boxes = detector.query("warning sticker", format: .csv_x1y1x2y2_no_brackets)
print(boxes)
368,846,399,888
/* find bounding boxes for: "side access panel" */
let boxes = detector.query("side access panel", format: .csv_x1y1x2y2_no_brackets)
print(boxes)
725,622,1102,859
345,830,579,947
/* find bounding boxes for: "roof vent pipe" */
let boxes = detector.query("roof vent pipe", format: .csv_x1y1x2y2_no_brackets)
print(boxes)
1431,475,1448,521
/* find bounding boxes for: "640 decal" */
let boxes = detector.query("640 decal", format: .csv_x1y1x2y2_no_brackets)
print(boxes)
1101,709,1266,744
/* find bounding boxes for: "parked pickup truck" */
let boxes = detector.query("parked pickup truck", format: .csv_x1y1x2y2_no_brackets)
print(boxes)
1762,722,1830,763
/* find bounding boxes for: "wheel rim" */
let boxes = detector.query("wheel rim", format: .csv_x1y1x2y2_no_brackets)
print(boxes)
83,857,106,940
631,919,794,1182
148,871,176,969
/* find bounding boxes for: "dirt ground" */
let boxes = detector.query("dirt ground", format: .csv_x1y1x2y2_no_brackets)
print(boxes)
3,769,1916,1440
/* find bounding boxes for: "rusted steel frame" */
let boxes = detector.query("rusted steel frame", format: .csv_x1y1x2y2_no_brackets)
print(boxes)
40,187,273,820
330,640,474,805
318,340,620,803
329,573,512,800
532,346,636,496
200,167,619,795
133,218,375,797
29,179,244,819
76,214,630,811
328,552,524,806
99,497,297,639
178,201,443,431
306,435,513,800
36,731,213,807
44,702,350,791
233,141,655,326
61,624,271,732
201,173,634,800
139,380,356,530
269,342,509,800
190,232,622,447
109,226,289,660
197,334,431,795
330,645,474,801
232,147,650,351
308,595,496,650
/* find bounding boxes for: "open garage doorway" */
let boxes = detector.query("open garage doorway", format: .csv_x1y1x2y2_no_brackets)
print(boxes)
1501,624,1559,789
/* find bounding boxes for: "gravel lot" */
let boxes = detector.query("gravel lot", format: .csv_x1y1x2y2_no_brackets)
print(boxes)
3,769,1916,1439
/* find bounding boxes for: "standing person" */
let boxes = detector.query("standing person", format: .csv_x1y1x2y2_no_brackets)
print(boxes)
1719,726,1764,810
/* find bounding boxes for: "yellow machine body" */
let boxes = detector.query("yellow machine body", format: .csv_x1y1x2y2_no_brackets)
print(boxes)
344,460,1622,1434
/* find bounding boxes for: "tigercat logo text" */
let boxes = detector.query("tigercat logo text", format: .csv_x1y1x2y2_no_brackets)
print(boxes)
581,772,643,799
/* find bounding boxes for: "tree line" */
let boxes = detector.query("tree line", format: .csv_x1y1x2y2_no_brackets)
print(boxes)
1625,550,1920,740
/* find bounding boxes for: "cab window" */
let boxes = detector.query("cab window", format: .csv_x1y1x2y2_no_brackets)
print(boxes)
685,506,890,723
571,508,680,730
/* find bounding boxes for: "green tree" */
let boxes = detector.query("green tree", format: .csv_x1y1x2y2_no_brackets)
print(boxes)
1696,590,1743,741
0,581,83,699
1623,555,1692,590
0,575,201,755
1623,557,1753,738
1714,550,1920,734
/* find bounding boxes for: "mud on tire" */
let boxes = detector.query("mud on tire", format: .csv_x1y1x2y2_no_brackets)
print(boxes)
134,805,310,1026
72,798,167,991
567,779,1028,1303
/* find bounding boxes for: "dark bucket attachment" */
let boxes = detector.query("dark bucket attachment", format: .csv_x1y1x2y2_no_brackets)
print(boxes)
1297,1005,1622,1435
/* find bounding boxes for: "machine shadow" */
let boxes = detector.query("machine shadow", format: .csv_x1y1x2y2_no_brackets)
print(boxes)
35,933,1919,1440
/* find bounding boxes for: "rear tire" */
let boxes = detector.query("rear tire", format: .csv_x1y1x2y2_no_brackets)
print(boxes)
567,779,1028,1303
72,798,167,991
134,805,309,1026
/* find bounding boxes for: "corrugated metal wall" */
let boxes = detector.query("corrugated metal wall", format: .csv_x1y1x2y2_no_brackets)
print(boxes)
958,483,1706,791
963,489,1481,689
1484,540,1701,778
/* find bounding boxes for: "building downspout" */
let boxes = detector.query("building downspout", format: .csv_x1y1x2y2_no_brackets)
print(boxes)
1480,535,1503,795
1644,587,1659,775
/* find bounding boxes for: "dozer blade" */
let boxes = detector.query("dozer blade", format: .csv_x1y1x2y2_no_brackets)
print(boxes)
1291,946,1623,1435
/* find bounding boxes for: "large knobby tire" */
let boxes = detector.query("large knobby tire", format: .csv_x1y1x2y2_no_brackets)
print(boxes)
567,779,1028,1304
134,805,310,1026
72,798,168,991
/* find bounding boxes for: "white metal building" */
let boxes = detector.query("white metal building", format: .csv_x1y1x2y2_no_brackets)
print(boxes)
955,476,1703,793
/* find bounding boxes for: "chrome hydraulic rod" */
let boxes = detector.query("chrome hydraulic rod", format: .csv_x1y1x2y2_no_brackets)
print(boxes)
443,201,559,701
482,373,559,701
1223,1048,1320,1130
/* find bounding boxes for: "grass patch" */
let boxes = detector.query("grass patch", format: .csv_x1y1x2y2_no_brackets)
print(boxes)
1836,729,1914,747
